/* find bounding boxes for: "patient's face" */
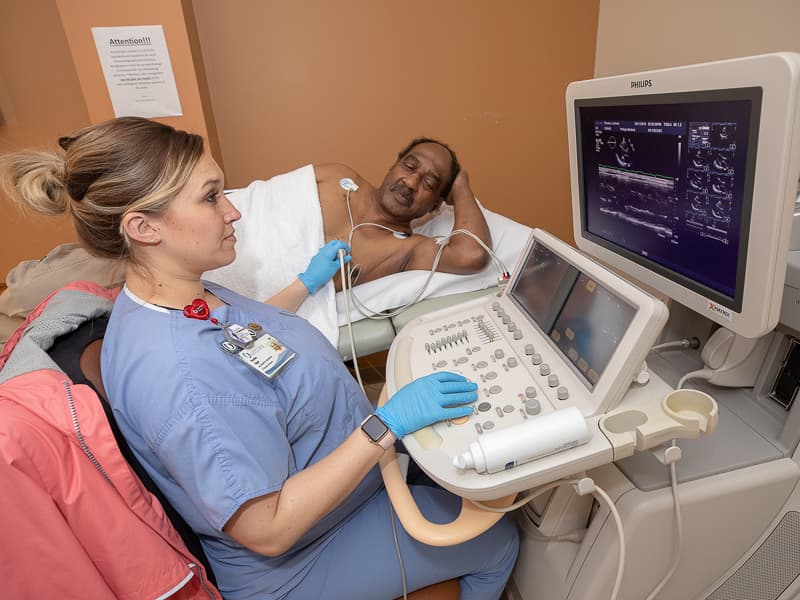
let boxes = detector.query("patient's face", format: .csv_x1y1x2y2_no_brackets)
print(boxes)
375,142,452,222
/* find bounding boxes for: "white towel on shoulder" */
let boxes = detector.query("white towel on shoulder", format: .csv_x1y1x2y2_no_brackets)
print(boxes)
204,164,340,345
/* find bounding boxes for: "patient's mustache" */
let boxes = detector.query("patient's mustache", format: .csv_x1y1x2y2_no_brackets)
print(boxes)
390,182,413,202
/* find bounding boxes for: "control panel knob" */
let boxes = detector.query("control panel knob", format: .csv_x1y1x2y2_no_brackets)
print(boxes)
539,364,551,376
524,344,535,355
494,349,505,359
524,386,537,398
547,374,559,387
557,386,570,401
506,357,518,368
531,353,542,365
524,399,541,415
502,315,511,325
513,331,523,340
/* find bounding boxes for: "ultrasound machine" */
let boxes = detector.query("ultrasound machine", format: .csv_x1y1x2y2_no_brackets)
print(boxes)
381,52,800,599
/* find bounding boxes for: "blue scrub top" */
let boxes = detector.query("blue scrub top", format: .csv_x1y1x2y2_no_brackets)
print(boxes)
102,283,382,599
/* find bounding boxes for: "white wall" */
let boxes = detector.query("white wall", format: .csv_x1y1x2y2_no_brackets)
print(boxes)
595,0,800,77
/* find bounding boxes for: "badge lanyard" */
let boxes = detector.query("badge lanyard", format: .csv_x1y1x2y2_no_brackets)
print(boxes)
184,298,296,380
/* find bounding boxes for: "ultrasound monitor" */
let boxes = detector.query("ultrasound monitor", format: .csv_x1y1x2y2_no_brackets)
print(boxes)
567,53,800,338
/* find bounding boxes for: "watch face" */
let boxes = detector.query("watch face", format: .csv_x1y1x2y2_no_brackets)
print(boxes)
362,414,389,441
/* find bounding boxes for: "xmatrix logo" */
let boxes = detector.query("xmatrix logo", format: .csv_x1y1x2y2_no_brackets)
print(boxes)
707,301,732,321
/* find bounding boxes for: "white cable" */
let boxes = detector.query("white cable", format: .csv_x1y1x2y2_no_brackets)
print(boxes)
649,338,699,354
470,479,569,512
345,229,509,321
643,443,683,600
639,375,691,599
592,483,626,600
474,478,624,600
339,251,364,391
387,499,409,600
676,368,712,390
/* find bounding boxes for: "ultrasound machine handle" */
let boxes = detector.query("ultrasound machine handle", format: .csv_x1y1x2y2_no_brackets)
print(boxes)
376,385,517,546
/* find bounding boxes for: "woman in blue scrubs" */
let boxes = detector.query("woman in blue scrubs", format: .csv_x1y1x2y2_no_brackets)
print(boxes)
1,117,519,599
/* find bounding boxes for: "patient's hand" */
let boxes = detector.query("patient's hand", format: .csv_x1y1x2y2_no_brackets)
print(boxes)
446,170,472,206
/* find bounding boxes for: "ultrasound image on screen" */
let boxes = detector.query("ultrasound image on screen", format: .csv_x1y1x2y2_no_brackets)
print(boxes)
550,274,636,386
577,89,760,310
509,242,579,333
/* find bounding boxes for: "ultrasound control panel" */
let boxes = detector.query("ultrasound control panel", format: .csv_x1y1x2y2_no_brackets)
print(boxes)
386,229,669,499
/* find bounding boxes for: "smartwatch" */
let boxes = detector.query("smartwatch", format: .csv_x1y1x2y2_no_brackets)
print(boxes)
360,413,396,450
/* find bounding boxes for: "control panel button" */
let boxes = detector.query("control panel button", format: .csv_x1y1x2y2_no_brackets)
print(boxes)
477,401,492,412
494,349,505,359
531,353,542,365
513,331,523,340
557,386,570,401
539,364,551,376
524,344,535,355
506,357,518,368
524,386,537,398
484,371,498,380
524,399,541,415
547,374,559,387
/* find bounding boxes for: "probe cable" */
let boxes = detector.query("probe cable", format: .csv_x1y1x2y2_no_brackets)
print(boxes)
472,478,626,600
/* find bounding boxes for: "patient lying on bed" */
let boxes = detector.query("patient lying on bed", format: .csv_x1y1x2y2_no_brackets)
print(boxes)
315,137,491,291
0,139,529,348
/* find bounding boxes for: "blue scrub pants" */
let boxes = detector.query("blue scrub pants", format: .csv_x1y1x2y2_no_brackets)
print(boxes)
287,485,519,599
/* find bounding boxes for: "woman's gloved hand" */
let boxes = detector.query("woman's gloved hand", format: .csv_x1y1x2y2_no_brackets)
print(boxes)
375,372,478,438
298,240,351,294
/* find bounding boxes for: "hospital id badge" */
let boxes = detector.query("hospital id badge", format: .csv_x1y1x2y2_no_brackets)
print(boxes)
233,333,296,379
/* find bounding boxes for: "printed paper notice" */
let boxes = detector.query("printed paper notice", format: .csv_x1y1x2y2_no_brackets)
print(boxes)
92,25,182,118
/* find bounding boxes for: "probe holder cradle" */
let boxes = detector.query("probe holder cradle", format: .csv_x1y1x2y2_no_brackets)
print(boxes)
599,389,719,460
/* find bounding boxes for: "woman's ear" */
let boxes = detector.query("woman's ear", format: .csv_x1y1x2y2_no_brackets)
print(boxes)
121,211,161,245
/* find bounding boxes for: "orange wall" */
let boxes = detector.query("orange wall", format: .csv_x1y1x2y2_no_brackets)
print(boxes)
0,0,89,279
0,0,214,279
1,1,599,281
191,1,600,243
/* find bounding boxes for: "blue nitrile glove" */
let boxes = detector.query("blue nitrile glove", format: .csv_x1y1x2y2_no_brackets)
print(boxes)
298,240,352,294
375,371,478,438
